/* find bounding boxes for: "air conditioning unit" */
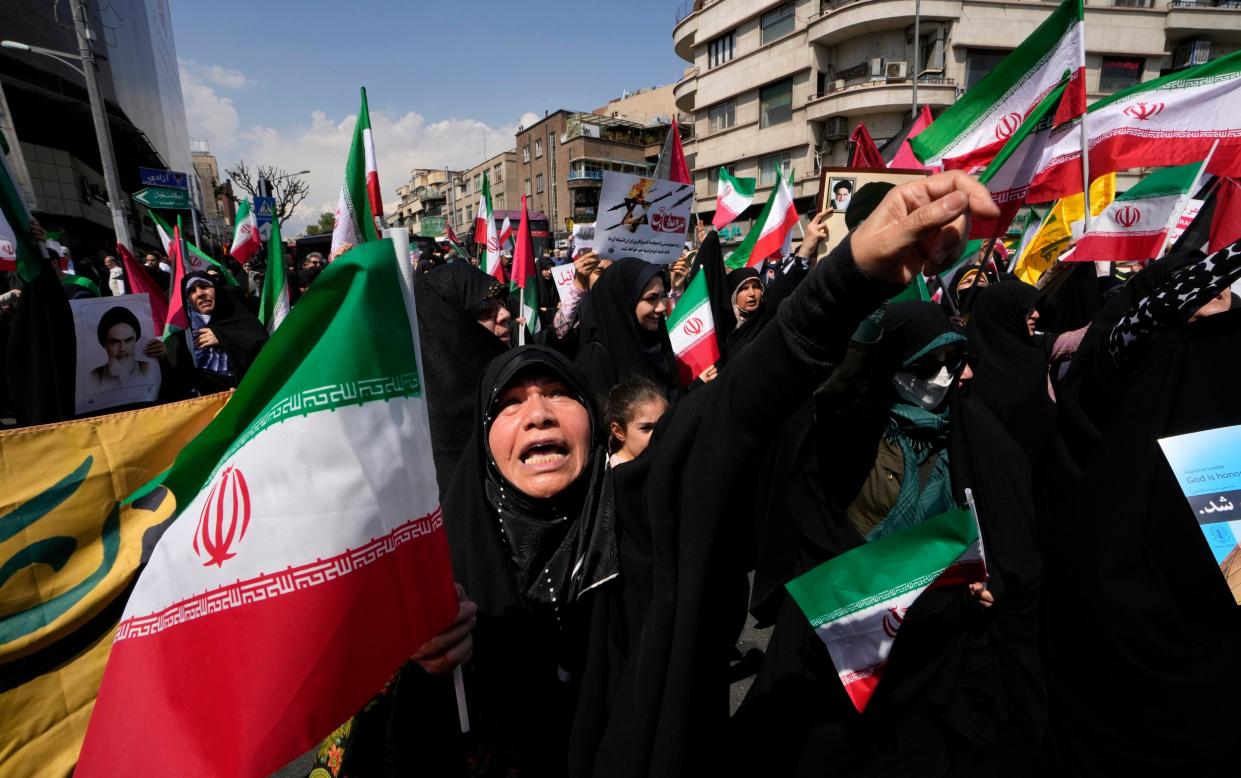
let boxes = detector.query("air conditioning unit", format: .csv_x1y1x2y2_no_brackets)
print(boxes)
824,116,848,141
870,58,885,79
885,61,908,80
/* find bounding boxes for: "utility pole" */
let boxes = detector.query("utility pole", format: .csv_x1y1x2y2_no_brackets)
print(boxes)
71,0,132,248
912,0,921,119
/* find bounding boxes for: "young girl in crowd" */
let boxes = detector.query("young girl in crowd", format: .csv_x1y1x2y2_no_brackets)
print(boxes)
604,376,669,467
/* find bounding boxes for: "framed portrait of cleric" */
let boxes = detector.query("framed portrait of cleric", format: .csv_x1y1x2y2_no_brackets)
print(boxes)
815,167,930,255
71,294,161,415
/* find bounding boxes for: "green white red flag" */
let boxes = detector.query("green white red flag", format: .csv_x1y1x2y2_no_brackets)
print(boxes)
1020,50,1241,205
713,167,755,230
726,167,797,269
911,0,1085,168
149,208,239,285
785,507,984,713
78,239,458,776
258,203,290,333
665,270,718,385
511,194,539,340
330,87,384,258
443,223,470,259
475,171,504,281
1068,162,1207,263
230,198,262,264
499,216,513,248
0,134,43,281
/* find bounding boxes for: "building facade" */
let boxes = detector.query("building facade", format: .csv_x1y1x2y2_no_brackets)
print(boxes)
387,168,459,236
445,150,520,240
515,111,681,239
190,138,234,251
593,84,679,125
673,0,1241,226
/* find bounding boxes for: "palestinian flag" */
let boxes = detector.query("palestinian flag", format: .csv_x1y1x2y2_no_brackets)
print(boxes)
911,0,1084,167
713,167,755,230
258,204,290,333
652,117,691,184
785,507,984,713
476,172,504,280
726,167,797,270
666,270,719,385
849,123,885,168
163,220,190,338
1025,50,1241,203
889,105,937,171
511,194,539,338
967,80,1070,239
443,223,470,260
1069,162,1207,264
77,239,458,775
117,241,168,329
230,198,262,264
149,208,239,285
1210,177,1241,254
330,87,384,258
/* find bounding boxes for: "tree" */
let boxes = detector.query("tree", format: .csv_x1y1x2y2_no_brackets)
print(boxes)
304,212,336,236
224,161,310,227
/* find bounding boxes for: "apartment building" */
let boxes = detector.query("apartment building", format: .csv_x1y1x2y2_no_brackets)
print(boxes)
673,0,1241,224
445,150,520,240
388,168,459,236
594,84,679,125
515,111,679,238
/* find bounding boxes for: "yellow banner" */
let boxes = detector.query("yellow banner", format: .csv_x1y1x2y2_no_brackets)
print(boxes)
1015,173,1117,285
0,394,229,776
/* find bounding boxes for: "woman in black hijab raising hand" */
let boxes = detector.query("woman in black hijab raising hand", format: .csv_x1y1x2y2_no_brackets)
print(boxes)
165,270,268,396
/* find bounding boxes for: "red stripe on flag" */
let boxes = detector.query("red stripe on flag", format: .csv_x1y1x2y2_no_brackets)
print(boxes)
1067,230,1168,263
78,516,457,777
748,207,799,267
674,334,718,386
842,667,884,712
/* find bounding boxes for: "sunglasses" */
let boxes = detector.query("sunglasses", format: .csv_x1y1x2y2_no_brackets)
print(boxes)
908,353,966,380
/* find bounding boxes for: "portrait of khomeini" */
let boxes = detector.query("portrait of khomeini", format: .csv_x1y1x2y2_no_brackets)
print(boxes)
86,305,152,394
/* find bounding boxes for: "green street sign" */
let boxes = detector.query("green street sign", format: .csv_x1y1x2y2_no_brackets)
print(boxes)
133,186,190,209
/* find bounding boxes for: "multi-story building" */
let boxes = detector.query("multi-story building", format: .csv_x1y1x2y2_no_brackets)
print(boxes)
673,0,1241,227
445,150,519,240
1,0,193,252
190,138,234,252
515,111,682,239
593,84,679,125
387,168,458,236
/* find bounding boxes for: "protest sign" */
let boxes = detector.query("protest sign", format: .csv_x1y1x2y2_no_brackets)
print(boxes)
572,221,596,253
71,294,161,415
1158,424,1241,604
814,167,928,255
552,262,577,303
596,172,693,265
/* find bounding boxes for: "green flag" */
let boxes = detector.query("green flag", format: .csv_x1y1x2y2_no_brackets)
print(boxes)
258,215,290,333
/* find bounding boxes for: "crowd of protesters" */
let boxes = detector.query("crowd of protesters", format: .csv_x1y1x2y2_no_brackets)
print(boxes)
4,169,1241,776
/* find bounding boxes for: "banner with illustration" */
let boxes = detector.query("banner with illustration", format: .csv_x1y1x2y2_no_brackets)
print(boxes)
595,172,693,265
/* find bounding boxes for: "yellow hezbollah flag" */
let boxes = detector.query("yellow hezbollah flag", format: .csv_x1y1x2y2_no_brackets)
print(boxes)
1015,173,1117,285
0,394,229,777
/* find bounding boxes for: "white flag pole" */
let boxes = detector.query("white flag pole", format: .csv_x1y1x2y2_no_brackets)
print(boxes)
453,666,470,733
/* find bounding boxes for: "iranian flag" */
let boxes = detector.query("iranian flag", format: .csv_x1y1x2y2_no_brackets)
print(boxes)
785,507,984,712
499,215,513,248
330,87,384,259
713,167,755,230
911,0,1084,168
511,194,539,340
77,239,458,775
1023,50,1241,204
230,198,262,264
1068,161,1207,264
725,167,798,270
665,270,719,386
475,171,504,281
149,208,239,284
258,202,290,332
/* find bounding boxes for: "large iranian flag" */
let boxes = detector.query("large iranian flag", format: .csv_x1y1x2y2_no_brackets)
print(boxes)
785,507,984,713
665,270,719,386
713,167,755,230
1068,161,1207,264
475,171,503,281
911,0,1084,167
230,198,262,264
1025,50,1241,203
258,203,290,332
77,239,458,775
330,87,384,258
725,167,797,270
149,208,239,285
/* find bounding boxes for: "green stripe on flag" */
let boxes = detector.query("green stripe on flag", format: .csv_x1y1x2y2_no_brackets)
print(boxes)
1116,162,1203,201
0,141,45,282
785,507,976,624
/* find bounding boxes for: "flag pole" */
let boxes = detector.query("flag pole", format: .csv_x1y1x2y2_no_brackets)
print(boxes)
1155,140,1218,261
453,666,470,733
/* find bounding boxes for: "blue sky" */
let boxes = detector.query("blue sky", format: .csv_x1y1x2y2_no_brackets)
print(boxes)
171,0,686,231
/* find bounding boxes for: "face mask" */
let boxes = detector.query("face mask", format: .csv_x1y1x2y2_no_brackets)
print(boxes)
892,366,953,410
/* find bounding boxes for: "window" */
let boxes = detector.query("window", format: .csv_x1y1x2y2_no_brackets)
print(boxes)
536,173,544,194
710,164,737,196
708,99,736,133
1100,56,1143,92
492,164,503,183
535,139,543,158
759,150,795,187
761,3,795,45
523,145,530,162
465,206,473,223
966,49,1009,90
760,79,793,128
474,174,482,191
708,31,735,68
524,178,532,196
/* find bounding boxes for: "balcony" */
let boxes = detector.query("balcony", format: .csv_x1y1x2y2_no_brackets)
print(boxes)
673,1,700,61
1166,1,1241,43
808,0,960,46
806,77,958,122
674,66,699,113
567,170,604,188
